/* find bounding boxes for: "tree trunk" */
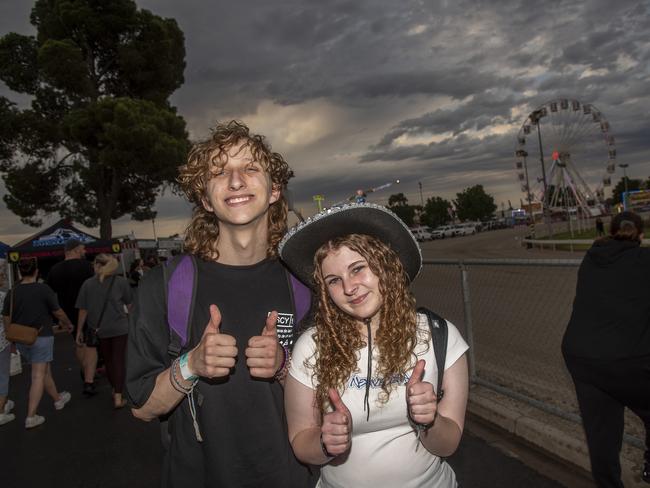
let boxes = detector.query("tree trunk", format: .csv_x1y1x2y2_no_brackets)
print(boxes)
99,213,112,240
98,168,121,239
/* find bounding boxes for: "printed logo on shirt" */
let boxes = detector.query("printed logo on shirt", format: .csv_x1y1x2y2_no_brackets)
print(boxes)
348,372,410,389
269,311,294,347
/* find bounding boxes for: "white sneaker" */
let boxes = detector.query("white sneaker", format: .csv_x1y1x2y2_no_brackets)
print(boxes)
25,415,45,429
3,399,14,414
54,391,71,410
0,412,15,426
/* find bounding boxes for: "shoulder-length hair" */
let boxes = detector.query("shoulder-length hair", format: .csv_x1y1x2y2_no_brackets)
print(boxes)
310,234,419,414
178,120,293,261
94,254,119,283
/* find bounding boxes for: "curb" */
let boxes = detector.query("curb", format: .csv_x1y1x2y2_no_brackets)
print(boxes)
468,384,646,487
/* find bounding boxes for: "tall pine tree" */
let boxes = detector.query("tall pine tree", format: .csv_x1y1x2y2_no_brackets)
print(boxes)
0,0,190,238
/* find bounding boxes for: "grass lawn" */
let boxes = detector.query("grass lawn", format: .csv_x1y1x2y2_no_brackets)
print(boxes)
532,217,650,250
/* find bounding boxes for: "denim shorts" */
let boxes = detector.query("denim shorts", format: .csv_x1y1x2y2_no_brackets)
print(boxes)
16,336,54,364
0,345,10,396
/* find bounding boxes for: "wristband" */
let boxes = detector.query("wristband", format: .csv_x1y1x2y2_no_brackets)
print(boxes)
320,432,335,460
170,358,196,394
179,352,198,381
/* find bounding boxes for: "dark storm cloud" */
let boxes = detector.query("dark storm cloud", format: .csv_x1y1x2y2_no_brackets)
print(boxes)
359,0,650,197
2,0,650,239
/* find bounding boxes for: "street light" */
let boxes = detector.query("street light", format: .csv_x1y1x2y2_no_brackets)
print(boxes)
530,109,552,237
619,163,629,209
530,110,549,204
516,149,535,238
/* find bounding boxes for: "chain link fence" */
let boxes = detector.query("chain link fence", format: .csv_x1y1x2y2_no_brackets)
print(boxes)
412,258,644,447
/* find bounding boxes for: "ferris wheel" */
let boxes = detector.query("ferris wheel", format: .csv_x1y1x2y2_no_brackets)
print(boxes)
514,98,616,216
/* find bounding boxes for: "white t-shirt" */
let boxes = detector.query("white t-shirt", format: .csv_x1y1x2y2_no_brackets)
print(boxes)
290,313,469,488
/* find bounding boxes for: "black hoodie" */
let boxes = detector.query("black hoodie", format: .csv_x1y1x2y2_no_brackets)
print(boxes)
562,238,650,359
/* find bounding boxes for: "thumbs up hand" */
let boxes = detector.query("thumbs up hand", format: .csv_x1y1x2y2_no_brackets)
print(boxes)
188,304,238,379
321,388,352,457
406,359,437,426
245,311,283,378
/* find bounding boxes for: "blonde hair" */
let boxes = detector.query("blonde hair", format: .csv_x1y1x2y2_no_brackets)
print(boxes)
94,254,119,282
310,234,420,414
178,120,293,261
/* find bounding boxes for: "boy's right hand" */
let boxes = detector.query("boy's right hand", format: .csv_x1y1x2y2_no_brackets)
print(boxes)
188,304,238,378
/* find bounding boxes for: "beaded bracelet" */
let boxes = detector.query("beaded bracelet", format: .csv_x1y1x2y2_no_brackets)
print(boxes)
274,343,290,381
170,357,198,394
168,358,202,442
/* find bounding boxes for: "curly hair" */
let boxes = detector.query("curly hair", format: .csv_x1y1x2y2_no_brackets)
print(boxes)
178,120,294,261
310,234,420,414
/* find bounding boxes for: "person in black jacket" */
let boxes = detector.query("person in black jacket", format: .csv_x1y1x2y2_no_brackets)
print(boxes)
562,211,650,488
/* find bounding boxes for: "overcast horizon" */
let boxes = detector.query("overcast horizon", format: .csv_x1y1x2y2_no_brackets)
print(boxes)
1,0,650,244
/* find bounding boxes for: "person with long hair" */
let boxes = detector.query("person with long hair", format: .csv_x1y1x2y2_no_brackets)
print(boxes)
563,211,650,487
1,258,73,429
76,254,133,408
280,203,469,487
126,120,317,488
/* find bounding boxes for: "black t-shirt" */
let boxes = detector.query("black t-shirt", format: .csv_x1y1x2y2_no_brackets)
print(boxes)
126,257,317,488
2,282,60,336
46,258,94,326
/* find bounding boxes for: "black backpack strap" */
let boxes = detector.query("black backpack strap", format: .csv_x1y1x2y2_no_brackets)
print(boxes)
417,307,448,402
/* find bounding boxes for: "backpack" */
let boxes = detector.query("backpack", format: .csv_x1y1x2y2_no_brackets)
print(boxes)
160,255,448,399
417,306,449,401
161,254,311,357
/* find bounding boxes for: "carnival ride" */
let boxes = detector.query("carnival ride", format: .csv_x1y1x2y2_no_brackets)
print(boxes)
514,98,616,217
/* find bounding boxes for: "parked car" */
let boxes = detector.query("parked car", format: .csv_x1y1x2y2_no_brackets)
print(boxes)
454,223,479,236
431,225,456,239
410,226,433,242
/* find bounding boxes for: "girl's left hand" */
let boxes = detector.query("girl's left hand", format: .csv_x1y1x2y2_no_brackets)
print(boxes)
406,359,437,426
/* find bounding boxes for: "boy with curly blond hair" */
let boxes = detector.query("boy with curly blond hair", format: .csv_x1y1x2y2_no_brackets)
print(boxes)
127,120,316,488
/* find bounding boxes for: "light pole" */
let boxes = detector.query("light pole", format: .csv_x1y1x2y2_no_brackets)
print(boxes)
530,109,553,237
151,217,158,242
619,163,629,209
313,194,324,212
517,149,535,238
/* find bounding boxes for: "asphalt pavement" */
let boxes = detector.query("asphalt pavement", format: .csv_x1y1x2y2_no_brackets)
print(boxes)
1,332,567,488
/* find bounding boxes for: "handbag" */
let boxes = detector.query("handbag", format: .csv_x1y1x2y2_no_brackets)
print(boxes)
85,325,100,347
85,275,116,347
6,289,40,345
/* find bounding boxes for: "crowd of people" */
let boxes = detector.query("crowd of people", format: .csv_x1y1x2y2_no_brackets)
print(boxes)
0,120,647,488
0,239,167,429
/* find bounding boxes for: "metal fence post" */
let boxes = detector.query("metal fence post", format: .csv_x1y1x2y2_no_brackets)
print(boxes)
459,263,477,382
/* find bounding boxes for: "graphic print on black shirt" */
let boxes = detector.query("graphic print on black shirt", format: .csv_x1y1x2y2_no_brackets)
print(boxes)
125,257,317,488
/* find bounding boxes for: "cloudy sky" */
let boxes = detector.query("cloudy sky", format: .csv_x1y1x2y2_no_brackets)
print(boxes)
1,0,650,243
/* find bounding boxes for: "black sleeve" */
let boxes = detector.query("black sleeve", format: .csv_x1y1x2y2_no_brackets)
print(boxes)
45,267,57,289
43,284,60,312
84,261,94,281
125,266,172,408
1,291,9,317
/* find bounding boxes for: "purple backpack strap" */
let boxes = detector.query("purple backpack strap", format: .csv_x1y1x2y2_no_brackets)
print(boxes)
165,255,197,356
289,273,310,325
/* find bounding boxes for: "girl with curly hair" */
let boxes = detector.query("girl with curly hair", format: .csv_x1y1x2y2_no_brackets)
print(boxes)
280,203,469,488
